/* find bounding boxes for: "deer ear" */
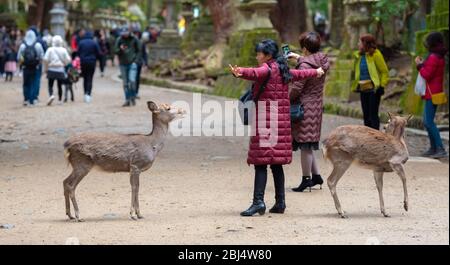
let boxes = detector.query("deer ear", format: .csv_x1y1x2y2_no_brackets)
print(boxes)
147,101,159,112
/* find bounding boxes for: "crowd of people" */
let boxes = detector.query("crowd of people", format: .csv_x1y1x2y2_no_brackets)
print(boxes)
0,24,160,107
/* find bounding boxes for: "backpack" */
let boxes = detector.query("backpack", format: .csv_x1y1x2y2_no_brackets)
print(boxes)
67,66,80,83
22,42,40,68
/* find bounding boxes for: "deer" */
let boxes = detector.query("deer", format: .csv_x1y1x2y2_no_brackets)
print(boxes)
322,113,412,218
63,101,185,222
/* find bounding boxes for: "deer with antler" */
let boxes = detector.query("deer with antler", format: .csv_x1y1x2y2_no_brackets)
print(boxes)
63,101,185,221
322,113,412,218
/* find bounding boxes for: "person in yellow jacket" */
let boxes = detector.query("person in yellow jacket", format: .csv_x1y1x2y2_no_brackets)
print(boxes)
351,34,389,130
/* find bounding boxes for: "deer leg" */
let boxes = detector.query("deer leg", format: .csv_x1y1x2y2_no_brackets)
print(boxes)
68,160,92,222
391,163,408,212
374,171,390,217
327,161,351,218
129,166,143,220
63,173,75,220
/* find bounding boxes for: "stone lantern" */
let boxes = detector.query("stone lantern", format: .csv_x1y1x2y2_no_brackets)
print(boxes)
343,0,378,49
49,2,68,38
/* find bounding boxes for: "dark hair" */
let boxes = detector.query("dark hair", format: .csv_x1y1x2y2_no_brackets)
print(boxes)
255,39,292,84
299,32,321,53
424,32,447,56
359,34,377,55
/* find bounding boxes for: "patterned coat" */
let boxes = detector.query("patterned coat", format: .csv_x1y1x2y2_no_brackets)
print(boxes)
289,52,330,144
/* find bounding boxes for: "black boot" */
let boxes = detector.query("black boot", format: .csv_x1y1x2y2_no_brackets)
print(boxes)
311,174,324,189
292,176,313,192
269,165,286,214
241,165,267,217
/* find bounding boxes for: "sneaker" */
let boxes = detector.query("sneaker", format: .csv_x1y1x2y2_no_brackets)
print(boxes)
421,148,436,157
431,147,448,159
23,101,28,107
122,101,131,107
84,94,91,103
47,95,55,106
131,97,136,106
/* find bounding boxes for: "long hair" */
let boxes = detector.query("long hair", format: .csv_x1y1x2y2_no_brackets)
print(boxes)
359,34,377,56
255,39,292,84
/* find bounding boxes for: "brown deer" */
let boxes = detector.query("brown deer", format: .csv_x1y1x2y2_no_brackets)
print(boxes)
322,113,412,218
63,101,185,221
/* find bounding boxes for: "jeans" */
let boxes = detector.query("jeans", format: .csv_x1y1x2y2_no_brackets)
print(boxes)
32,64,42,100
136,63,142,96
119,63,138,101
23,68,38,104
360,90,381,130
81,62,96,96
423,99,444,150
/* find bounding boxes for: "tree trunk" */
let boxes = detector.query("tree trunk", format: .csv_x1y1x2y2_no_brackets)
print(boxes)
328,0,344,48
205,0,235,43
270,0,308,44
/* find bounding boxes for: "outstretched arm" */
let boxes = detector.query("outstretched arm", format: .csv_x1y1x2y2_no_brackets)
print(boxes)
290,68,321,82
229,64,270,82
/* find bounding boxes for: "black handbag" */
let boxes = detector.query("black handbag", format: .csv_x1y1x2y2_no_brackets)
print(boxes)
290,104,304,122
239,65,272,125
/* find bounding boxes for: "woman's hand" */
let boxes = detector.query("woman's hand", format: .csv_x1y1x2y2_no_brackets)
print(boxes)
316,67,325,77
415,56,423,65
287,52,301,61
229,64,242,77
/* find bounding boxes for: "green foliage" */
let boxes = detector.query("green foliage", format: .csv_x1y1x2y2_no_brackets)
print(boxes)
87,0,122,11
373,0,419,22
308,0,329,17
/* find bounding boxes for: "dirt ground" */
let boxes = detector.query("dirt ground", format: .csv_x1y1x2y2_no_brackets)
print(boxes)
0,67,448,245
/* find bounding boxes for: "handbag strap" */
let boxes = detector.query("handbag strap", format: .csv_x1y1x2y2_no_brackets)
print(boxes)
426,82,433,96
254,63,272,102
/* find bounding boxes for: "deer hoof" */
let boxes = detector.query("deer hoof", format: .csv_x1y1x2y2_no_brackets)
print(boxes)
382,213,391,218
76,218,85,222
137,214,144,219
67,215,75,220
339,213,348,219
404,202,408,211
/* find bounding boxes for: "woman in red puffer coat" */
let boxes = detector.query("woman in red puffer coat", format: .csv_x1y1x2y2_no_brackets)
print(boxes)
415,32,448,158
230,39,324,216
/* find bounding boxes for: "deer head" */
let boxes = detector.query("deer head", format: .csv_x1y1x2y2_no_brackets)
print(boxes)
147,101,186,124
384,112,412,140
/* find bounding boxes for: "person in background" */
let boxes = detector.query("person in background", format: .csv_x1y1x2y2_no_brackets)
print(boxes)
288,32,330,192
29,26,48,103
415,32,448,158
96,29,110,77
3,36,17,82
17,30,44,106
115,27,141,107
0,26,7,78
43,35,71,105
351,34,389,130
77,29,101,103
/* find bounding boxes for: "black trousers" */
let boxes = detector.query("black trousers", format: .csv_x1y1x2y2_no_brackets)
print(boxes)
98,55,107,73
81,62,96,96
48,78,63,100
253,164,285,202
360,90,381,130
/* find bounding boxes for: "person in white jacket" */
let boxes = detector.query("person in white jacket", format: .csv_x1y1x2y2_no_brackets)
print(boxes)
43,35,71,105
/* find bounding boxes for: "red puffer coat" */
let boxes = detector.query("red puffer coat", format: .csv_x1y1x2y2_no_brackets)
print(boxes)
418,49,446,100
238,59,318,165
